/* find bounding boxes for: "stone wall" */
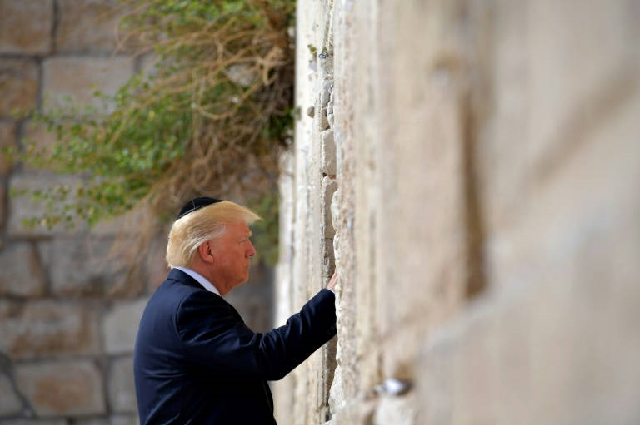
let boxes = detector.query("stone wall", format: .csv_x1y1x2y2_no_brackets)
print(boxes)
0,1,273,424
275,0,640,424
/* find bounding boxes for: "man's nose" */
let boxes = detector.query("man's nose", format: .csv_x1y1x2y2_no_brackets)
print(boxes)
248,241,256,257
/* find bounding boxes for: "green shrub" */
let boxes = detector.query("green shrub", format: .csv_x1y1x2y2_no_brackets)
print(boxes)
5,0,295,264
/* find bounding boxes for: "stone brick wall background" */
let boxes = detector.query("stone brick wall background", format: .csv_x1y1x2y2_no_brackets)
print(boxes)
0,1,273,424
275,0,640,424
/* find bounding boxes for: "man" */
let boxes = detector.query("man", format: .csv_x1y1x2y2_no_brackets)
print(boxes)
134,197,338,425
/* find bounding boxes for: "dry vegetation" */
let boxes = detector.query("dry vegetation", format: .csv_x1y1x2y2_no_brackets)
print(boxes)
7,0,295,265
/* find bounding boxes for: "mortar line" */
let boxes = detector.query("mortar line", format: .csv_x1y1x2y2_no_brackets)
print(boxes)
0,351,36,417
51,0,59,53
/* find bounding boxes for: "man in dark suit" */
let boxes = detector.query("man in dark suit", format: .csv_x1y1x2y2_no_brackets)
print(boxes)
134,197,338,425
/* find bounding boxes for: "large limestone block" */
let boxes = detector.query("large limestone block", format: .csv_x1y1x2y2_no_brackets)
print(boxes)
8,175,86,236
38,238,139,298
0,0,53,54
419,94,640,425
0,59,38,117
371,0,470,350
416,327,457,425
417,300,502,425
418,266,640,425
102,298,147,354
499,114,640,425
0,301,100,359
481,0,640,231
0,372,22,416
487,47,640,291
108,356,136,413
526,0,636,167
0,120,16,174
57,0,122,53
16,361,106,416
42,57,134,112
0,242,47,297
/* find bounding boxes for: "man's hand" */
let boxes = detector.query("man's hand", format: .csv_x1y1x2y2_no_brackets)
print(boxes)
327,270,338,292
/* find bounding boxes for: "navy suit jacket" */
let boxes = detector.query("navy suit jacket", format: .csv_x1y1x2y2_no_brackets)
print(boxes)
134,269,337,425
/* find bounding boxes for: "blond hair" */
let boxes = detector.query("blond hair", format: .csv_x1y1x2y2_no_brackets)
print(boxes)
166,200,260,268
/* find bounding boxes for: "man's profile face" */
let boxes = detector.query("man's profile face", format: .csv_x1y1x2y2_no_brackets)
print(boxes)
209,221,256,292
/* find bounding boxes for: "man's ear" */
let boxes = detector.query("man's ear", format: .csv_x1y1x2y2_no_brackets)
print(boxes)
196,241,215,264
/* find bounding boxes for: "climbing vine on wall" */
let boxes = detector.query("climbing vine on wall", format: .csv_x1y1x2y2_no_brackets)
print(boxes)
5,0,295,264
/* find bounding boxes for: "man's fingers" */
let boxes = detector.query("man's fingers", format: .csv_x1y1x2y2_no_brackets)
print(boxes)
327,270,338,290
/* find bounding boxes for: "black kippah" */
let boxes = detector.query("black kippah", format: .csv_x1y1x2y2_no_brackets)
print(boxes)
176,196,222,220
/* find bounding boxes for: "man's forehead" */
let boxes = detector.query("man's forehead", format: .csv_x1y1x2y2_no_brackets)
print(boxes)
225,221,251,234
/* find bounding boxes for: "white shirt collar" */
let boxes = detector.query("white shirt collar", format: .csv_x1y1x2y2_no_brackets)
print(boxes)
174,266,220,296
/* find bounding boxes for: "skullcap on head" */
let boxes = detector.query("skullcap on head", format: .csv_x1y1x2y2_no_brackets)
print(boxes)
176,196,222,220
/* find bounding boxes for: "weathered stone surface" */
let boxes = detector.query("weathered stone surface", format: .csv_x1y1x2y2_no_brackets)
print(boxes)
8,175,87,236
0,372,22,416
273,154,295,425
481,0,640,236
0,420,67,425
375,0,469,347
0,120,16,174
321,176,337,239
56,0,121,53
108,356,136,413
16,361,105,416
418,256,640,425
320,130,336,176
416,49,640,425
494,119,640,425
42,57,134,112
270,0,640,424
102,298,147,354
0,59,38,117
0,242,46,297
416,326,457,425
38,238,139,298
0,301,100,359
0,0,53,54
373,395,415,425
274,1,340,422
